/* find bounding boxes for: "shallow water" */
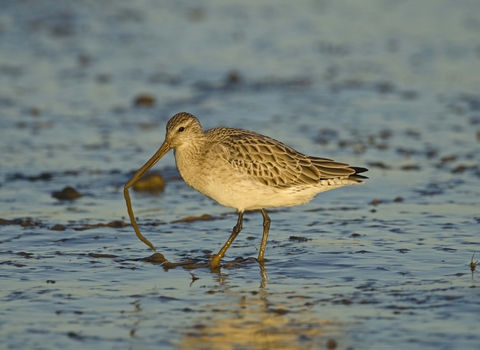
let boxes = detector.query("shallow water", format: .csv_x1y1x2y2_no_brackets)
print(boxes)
1,0,480,349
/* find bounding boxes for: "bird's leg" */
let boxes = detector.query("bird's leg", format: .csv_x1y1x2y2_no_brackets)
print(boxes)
209,212,244,269
257,209,271,262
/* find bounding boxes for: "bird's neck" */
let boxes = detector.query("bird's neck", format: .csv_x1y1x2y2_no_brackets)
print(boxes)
173,137,207,183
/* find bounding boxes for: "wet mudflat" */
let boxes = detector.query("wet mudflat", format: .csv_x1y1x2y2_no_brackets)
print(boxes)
1,0,480,349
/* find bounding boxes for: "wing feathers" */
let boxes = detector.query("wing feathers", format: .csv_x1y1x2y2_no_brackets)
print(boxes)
215,128,367,188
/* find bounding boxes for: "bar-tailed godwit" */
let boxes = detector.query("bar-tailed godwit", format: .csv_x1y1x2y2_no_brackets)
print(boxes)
124,112,368,268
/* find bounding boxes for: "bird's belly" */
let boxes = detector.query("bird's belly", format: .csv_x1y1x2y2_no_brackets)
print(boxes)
179,163,282,210
187,172,324,211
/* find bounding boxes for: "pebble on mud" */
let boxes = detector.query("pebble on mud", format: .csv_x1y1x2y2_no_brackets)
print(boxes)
327,339,337,349
52,186,82,200
132,172,165,192
225,70,243,85
30,107,41,116
133,93,156,107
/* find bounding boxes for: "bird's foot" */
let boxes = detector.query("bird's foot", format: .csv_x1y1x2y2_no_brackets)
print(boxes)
209,256,221,270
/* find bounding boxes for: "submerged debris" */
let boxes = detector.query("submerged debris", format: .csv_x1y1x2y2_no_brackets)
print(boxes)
7,172,53,181
171,214,213,223
0,218,42,227
289,236,311,242
400,164,421,171
89,253,118,259
471,253,478,273
73,220,127,231
367,161,392,170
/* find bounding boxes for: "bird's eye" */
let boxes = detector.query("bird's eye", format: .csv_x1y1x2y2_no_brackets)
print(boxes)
178,127,185,132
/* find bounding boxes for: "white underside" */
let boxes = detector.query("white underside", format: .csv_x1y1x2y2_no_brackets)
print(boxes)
204,177,361,211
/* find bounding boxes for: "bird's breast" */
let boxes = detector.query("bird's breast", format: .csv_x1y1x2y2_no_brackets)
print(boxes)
174,146,259,209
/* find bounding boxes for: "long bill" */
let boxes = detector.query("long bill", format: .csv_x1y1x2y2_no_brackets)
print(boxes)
124,141,171,251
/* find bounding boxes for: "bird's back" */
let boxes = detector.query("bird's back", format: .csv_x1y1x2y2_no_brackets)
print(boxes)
205,127,366,187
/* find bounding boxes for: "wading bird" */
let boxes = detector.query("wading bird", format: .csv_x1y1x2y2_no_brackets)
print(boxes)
124,112,368,269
